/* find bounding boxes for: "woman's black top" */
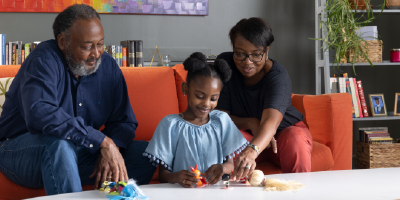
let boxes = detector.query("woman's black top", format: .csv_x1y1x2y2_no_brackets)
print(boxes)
216,52,304,133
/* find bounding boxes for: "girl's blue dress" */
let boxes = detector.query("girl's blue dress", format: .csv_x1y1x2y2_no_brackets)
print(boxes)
143,110,249,173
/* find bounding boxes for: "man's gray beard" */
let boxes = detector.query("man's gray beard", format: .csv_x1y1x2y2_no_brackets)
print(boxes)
65,48,101,77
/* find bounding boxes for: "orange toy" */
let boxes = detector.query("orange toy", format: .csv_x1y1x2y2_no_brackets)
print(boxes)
190,165,207,187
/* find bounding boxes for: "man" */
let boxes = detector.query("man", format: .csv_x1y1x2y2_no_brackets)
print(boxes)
0,4,155,195
374,97,384,114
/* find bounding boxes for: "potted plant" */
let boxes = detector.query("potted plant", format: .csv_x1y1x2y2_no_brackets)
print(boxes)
312,0,384,74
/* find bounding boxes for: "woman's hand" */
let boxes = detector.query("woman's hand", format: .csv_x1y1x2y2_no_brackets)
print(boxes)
266,136,278,153
201,164,224,185
89,155,112,189
178,170,199,188
232,147,257,181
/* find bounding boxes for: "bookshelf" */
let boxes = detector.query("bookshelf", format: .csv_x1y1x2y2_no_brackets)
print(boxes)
315,1,400,95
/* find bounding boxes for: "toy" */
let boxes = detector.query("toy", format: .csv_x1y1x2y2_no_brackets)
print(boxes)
221,173,232,190
249,170,305,191
190,165,207,187
99,179,149,200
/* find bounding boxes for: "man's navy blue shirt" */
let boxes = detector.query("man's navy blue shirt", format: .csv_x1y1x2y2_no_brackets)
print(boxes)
0,40,138,153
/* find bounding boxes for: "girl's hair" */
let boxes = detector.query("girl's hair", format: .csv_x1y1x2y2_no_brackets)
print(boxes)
229,17,274,52
183,52,232,86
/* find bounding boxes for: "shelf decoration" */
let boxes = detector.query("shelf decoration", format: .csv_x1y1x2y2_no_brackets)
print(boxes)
311,0,385,74
394,93,400,116
0,0,209,16
369,94,387,117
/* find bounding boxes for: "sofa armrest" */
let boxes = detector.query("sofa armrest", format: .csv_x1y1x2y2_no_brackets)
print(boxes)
292,93,353,170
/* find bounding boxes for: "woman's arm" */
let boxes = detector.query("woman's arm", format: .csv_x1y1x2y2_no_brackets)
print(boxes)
158,166,199,188
222,108,282,181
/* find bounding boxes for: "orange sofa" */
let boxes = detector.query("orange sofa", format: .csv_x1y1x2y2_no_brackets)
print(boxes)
0,64,353,200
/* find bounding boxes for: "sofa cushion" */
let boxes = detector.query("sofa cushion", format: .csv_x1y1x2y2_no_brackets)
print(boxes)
172,64,187,113
121,67,180,141
0,77,14,115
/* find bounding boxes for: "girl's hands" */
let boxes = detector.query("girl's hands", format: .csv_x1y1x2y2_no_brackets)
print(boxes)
178,170,199,188
201,164,225,185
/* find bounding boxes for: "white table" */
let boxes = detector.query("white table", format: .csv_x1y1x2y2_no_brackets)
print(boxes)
26,168,400,200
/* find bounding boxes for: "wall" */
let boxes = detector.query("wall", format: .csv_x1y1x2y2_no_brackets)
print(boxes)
0,0,316,95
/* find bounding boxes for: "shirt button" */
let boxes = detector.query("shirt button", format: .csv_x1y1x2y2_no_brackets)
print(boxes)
79,103,82,106
67,137,70,140
89,144,93,148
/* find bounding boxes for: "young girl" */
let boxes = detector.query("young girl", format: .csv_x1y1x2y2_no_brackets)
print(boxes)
143,52,249,188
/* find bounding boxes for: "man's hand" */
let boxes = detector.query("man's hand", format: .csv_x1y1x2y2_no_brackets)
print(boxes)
99,137,128,183
89,155,112,189
201,164,225,185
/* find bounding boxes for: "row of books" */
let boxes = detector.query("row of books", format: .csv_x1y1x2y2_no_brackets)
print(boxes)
103,40,143,67
359,127,393,144
330,73,368,118
0,34,41,65
0,34,144,68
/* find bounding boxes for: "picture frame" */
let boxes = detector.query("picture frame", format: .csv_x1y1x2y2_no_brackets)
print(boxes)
369,94,387,116
394,93,400,116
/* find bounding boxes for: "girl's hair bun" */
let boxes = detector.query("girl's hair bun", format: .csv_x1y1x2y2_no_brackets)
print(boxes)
213,59,232,83
183,52,207,73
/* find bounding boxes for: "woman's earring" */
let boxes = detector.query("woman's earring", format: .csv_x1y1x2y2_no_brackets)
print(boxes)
266,55,269,60
183,93,186,96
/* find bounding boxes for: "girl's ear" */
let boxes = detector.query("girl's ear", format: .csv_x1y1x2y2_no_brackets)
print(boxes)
182,82,188,96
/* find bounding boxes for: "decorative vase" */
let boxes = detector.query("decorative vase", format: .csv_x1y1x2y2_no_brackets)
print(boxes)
348,0,372,10
386,0,400,9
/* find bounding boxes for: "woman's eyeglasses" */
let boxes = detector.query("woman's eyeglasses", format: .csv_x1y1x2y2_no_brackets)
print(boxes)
233,52,265,62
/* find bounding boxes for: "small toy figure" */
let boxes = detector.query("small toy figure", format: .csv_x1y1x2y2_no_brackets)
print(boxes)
221,173,231,189
100,179,149,200
190,165,207,187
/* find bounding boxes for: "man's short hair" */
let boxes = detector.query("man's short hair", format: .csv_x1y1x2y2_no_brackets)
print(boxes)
52,4,100,39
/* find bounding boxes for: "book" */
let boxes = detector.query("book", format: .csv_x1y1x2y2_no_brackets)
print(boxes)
341,73,355,118
16,41,22,65
134,40,144,67
0,34,5,65
349,78,360,118
330,76,339,93
24,43,30,59
365,132,390,143
122,47,127,67
356,80,369,117
111,45,116,61
21,49,25,64
359,127,388,142
11,43,16,65
121,40,135,67
369,137,393,144
5,43,8,65
353,78,363,118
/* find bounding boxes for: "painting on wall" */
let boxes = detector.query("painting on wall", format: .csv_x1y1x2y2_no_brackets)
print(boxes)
0,0,209,16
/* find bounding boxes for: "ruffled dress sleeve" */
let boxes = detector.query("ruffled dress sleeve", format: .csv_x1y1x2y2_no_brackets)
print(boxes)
212,110,249,161
143,115,178,171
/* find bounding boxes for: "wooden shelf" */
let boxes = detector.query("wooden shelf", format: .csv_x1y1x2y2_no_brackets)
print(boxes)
329,61,400,67
352,9,400,14
353,115,400,121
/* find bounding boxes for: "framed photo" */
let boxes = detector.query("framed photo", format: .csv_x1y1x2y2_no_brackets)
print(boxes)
369,94,387,116
394,93,400,116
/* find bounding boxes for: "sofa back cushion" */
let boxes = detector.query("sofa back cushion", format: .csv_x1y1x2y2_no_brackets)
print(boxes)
172,64,188,113
121,67,180,141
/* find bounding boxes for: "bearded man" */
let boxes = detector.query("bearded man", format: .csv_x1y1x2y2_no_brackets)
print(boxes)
0,4,156,195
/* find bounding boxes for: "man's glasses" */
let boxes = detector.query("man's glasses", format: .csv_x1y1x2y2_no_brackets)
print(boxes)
233,52,265,62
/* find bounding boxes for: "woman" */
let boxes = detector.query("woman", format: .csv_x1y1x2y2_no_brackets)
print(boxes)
216,17,312,181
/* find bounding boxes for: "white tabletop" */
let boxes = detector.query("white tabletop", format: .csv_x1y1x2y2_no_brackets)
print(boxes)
26,168,400,200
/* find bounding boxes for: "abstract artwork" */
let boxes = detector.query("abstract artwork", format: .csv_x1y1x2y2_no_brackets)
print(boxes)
0,0,209,16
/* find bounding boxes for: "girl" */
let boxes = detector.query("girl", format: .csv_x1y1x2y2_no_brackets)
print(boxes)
143,52,249,188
